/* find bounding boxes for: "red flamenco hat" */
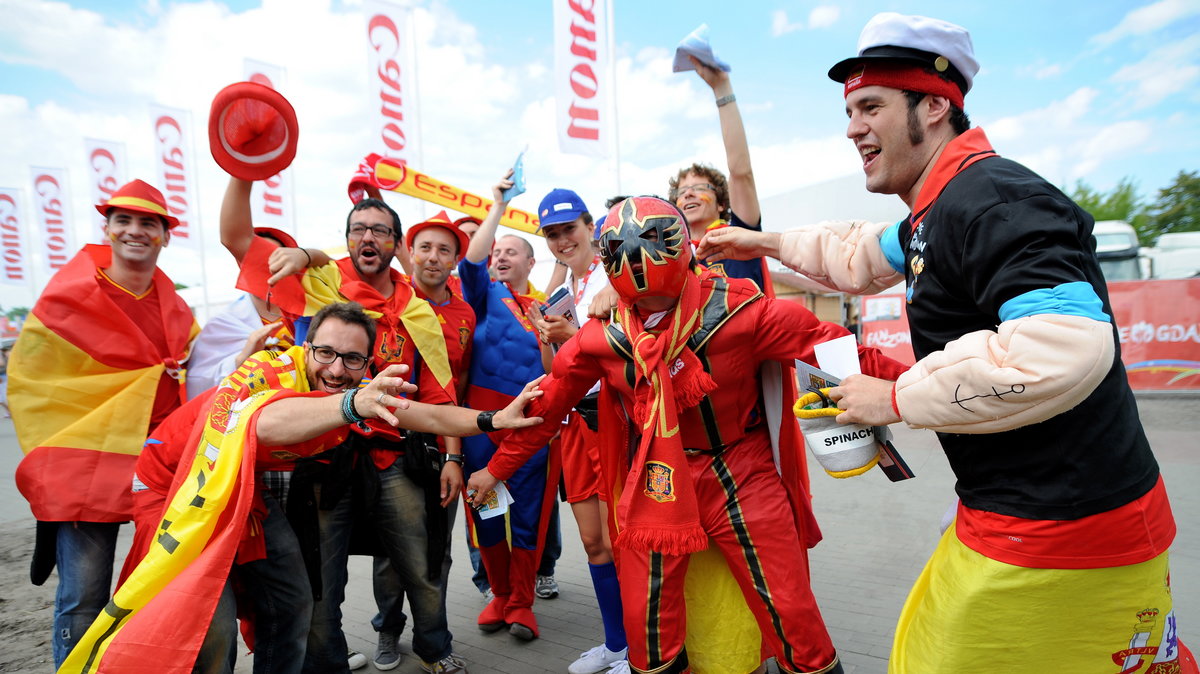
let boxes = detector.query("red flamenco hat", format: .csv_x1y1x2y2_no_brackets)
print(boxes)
406,210,470,256
95,179,180,229
208,81,299,181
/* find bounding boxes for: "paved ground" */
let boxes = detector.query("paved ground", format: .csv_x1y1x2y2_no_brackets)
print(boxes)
0,394,1196,673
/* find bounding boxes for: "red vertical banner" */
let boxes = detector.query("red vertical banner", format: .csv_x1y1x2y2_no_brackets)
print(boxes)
83,139,128,244
860,292,915,366
365,0,420,167
29,167,75,277
554,0,610,158
1109,279,1200,391
149,105,199,250
0,187,32,287
243,59,296,234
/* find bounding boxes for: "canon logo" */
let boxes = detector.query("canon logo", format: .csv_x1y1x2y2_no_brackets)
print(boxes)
33,174,70,270
90,148,119,201
155,115,191,238
0,193,25,281
563,0,601,142
369,14,409,155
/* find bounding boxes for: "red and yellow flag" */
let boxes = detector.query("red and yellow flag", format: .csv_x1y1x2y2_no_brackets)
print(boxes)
60,345,319,673
10,245,199,522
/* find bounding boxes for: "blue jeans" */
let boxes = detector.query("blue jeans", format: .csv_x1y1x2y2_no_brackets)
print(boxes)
304,462,453,672
53,521,120,668
371,505,456,634
539,503,562,577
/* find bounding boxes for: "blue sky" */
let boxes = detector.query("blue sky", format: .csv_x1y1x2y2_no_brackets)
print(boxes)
1,0,1197,309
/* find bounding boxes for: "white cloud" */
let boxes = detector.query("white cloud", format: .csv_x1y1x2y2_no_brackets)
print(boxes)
1110,34,1200,108
1092,0,1200,47
808,6,840,30
771,10,804,37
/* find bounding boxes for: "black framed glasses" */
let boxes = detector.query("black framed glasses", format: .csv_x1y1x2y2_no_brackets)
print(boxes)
309,344,369,371
348,224,394,239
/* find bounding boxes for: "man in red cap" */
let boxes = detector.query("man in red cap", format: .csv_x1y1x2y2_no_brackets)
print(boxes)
8,178,199,668
697,12,1196,673
470,196,907,674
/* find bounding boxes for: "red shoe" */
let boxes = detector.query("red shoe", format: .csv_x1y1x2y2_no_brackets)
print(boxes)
477,595,508,633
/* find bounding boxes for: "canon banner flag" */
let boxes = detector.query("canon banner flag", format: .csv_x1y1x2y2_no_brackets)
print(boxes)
83,139,127,244
29,167,75,278
554,0,610,158
365,0,420,166
244,59,296,234
0,188,32,287
149,105,200,250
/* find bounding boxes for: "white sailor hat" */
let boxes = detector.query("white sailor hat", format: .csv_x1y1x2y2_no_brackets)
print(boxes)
828,12,979,96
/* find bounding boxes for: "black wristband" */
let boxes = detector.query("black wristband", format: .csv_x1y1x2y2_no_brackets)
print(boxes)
298,247,312,266
476,410,499,433
443,453,464,466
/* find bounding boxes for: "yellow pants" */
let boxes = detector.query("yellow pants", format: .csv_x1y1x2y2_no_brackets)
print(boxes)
685,546,763,674
892,523,1187,674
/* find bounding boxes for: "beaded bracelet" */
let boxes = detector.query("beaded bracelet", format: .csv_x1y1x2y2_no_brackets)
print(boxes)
341,389,367,428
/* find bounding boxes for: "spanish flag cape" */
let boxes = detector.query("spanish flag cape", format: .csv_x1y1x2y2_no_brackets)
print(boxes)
237,250,453,399
60,345,338,674
11,244,199,523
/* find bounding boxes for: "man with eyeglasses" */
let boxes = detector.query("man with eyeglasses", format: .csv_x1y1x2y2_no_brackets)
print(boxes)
233,194,467,673
97,301,544,673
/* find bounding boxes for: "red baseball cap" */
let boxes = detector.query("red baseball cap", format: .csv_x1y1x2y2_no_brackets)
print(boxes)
208,81,299,181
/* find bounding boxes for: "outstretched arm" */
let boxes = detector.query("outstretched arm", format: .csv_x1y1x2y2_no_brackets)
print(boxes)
220,177,256,264
257,365,544,446
465,171,514,264
692,56,759,226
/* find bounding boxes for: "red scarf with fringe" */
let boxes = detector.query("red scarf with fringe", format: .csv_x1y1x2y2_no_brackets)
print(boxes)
611,271,715,556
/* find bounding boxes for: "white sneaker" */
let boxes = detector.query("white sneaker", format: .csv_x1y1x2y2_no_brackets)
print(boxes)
347,650,368,670
606,661,631,674
482,588,494,603
568,645,628,674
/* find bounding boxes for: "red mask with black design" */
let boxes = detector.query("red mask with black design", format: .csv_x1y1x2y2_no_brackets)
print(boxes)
599,196,692,304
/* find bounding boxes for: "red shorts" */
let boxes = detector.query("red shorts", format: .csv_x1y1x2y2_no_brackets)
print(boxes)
556,412,603,504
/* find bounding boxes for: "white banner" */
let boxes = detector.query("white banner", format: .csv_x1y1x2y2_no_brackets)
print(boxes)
29,167,75,277
554,0,610,158
0,188,32,287
149,105,200,249
242,59,297,234
83,138,127,244
365,0,420,165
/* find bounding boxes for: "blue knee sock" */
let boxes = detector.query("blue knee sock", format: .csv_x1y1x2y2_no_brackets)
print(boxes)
588,561,627,653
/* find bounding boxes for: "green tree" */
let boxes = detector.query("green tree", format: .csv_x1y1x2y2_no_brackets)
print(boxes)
5,307,29,322
1143,170,1200,245
1069,177,1152,244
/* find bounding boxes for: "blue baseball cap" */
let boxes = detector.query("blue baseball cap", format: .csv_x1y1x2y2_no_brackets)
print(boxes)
537,188,589,229
594,214,606,239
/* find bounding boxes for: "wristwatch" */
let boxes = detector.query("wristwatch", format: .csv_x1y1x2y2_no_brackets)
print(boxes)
444,453,465,466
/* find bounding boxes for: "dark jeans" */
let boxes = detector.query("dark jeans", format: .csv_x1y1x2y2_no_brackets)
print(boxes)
53,521,120,668
371,506,457,635
201,492,311,674
304,463,453,672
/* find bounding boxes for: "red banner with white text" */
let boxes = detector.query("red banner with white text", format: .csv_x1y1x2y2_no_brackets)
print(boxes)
365,0,420,167
149,105,200,249
0,188,32,287
554,0,610,157
1108,279,1200,391
83,138,128,244
243,59,296,234
29,167,75,278
861,280,1200,391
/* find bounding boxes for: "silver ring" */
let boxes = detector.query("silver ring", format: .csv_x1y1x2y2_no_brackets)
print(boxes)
376,393,387,405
